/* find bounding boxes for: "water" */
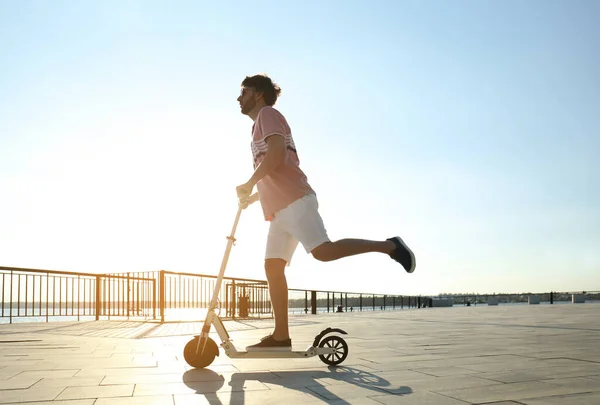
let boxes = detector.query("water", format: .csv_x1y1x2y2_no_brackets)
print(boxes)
2,301,599,324
0,305,404,324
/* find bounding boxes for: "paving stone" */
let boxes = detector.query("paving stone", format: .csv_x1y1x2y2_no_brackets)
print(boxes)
477,364,600,383
434,380,592,403
521,392,600,405
133,379,270,396
102,370,227,385
174,388,323,405
541,376,600,391
0,375,41,390
477,402,528,405
0,368,22,379
95,395,175,405
0,401,94,405
307,382,396,401
32,375,104,388
9,369,79,380
55,384,135,400
411,365,482,377
386,375,501,393
0,386,65,404
369,391,470,404
75,366,187,377
457,358,547,373
324,397,385,405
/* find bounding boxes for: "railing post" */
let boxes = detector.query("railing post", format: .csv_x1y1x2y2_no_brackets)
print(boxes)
225,283,229,317
152,278,157,320
232,280,236,319
46,273,49,322
9,270,13,324
159,270,165,323
359,294,362,311
95,275,101,321
304,291,308,314
126,272,130,319
311,291,317,314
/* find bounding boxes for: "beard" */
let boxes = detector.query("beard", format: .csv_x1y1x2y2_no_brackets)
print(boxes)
241,98,256,115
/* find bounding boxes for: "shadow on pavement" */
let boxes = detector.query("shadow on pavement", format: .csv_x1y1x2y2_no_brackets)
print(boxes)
182,366,412,404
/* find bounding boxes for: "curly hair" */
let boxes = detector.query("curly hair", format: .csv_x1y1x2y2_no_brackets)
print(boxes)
241,74,282,106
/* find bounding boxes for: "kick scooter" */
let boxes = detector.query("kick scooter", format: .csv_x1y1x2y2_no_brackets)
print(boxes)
183,203,349,368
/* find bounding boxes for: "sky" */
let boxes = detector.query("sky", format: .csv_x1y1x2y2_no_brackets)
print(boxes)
1,0,599,296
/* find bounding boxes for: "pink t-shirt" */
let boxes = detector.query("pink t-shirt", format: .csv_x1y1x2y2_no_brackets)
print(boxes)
251,106,315,221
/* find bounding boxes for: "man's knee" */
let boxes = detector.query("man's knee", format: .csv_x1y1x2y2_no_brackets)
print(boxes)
264,258,286,278
311,242,335,262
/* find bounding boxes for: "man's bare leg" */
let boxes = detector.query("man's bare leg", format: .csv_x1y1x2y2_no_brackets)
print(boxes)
311,239,395,262
265,258,290,340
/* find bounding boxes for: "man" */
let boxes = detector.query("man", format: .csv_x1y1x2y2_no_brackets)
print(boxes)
236,74,415,351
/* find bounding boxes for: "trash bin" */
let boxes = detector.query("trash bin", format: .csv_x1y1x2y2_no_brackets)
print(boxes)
238,296,249,318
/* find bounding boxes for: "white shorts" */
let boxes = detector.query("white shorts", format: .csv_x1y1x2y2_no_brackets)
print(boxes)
265,194,330,265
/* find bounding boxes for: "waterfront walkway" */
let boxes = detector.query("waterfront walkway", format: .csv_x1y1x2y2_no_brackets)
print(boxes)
1,304,599,404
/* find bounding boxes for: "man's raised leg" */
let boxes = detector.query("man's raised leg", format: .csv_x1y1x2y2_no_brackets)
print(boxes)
311,237,415,273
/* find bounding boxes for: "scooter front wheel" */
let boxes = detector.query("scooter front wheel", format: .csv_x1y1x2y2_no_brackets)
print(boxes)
318,335,348,366
183,336,218,368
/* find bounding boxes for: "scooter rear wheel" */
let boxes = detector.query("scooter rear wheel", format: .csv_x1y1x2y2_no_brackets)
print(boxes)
318,335,348,366
183,336,218,368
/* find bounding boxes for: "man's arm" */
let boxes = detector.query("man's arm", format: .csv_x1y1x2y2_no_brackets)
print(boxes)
236,134,286,200
248,134,286,187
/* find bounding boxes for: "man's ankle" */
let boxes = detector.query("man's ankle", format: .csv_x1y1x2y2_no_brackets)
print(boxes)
272,333,290,341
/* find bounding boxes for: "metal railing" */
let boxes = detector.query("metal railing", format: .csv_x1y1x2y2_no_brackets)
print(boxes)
1,266,156,323
101,270,270,322
287,290,424,315
1,266,423,323
434,291,600,306
6,265,595,325
107,270,423,322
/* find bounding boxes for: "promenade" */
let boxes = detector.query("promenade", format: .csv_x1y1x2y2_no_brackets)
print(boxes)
1,303,599,404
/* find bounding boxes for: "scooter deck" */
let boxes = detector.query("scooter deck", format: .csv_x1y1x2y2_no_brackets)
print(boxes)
226,350,321,359
221,342,334,359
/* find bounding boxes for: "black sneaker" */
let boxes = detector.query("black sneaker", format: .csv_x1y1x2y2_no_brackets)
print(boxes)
246,335,292,352
387,236,416,273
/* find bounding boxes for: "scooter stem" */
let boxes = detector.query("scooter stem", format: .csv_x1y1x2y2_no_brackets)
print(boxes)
208,204,243,313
